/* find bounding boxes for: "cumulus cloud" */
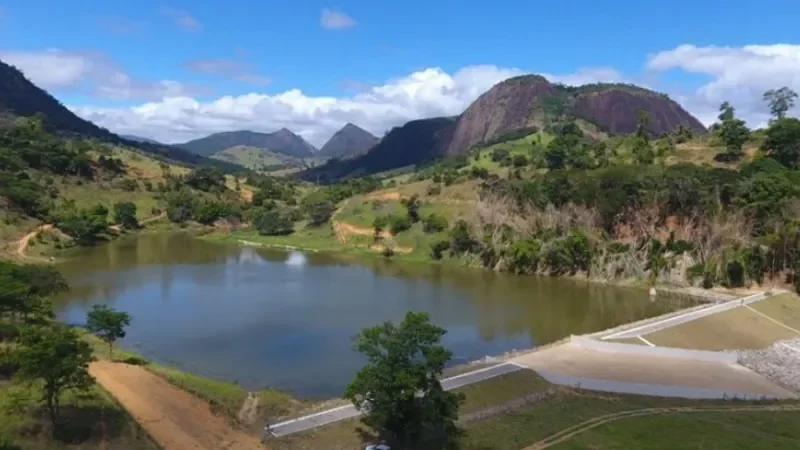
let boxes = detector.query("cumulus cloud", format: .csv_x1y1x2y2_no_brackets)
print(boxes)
0,49,200,100
61,43,800,147
71,65,528,145
320,9,356,30
161,7,201,32
647,44,800,127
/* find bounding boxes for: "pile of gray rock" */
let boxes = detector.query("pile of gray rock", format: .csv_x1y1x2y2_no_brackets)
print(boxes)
738,338,800,393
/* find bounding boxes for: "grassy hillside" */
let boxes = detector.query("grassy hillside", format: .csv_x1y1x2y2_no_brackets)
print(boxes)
0,118,249,261
210,145,305,171
210,110,800,295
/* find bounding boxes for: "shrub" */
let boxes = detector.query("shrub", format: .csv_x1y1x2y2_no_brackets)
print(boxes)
423,213,448,233
254,209,294,236
430,240,451,260
389,215,412,235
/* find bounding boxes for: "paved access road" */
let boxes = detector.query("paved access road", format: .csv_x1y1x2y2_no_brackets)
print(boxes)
268,362,523,437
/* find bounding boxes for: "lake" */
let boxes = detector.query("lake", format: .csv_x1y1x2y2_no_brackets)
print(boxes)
55,232,684,398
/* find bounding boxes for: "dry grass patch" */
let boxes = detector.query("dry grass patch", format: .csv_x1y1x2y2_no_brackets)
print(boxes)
751,293,800,332
645,306,799,351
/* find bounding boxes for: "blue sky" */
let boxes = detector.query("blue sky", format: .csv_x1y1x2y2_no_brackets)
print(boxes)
1,0,799,144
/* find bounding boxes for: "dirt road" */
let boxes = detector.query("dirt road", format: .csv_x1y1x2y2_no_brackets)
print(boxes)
15,224,70,259
90,361,265,450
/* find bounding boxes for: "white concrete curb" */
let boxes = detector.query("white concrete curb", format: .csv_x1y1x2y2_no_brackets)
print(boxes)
601,292,768,340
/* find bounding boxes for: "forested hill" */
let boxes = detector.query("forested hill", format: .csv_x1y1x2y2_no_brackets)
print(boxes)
0,59,238,171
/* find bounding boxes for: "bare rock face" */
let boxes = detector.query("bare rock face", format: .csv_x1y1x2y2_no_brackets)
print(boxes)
573,89,706,136
446,75,556,154
446,75,707,154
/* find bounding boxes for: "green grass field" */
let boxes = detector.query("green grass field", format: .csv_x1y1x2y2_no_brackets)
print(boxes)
751,294,800,332
461,391,800,450
549,409,800,450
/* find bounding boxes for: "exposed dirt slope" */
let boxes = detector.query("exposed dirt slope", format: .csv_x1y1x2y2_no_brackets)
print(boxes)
89,361,265,450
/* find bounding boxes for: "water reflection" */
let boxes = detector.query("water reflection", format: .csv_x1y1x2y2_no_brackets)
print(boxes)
55,233,688,398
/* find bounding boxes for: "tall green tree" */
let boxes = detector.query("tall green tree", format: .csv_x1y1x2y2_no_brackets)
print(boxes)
762,118,800,168
763,87,798,120
345,312,462,450
301,192,335,226
15,325,94,429
86,304,131,358
113,202,139,229
0,262,67,321
636,110,653,141
717,102,750,158
403,194,422,223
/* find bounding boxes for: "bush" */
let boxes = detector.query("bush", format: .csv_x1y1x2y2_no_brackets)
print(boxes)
388,215,412,235
254,209,294,236
302,193,335,226
423,213,448,233
121,356,149,366
430,240,451,260
113,202,139,229
512,155,528,167
507,239,541,274
427,185,442,196
116,178,138,191
470,166,490,179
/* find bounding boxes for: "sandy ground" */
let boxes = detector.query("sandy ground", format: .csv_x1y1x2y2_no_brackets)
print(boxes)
90,361,265,450
331,220,413,253
510,343,793,397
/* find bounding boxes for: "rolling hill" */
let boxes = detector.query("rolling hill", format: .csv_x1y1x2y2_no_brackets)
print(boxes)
317,123,378,159
178,129,317,159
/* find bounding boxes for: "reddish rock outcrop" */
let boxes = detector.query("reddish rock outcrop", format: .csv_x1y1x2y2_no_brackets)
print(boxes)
446,76,707,154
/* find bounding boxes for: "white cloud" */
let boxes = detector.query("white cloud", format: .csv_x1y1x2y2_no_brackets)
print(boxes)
161,7,201,32
0,49,199,100
59,43,800,149
647,44,800,127
0,49,89,88
71,65,529,146
320,9,356,30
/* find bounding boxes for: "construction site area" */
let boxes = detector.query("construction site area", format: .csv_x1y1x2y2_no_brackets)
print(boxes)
266,290,800,450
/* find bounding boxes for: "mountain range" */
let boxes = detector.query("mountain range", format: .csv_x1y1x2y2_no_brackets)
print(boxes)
303,75,708,180
0,57,708,179
317,123,379,159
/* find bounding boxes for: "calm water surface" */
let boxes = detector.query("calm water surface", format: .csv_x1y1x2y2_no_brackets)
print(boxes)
56,233,682,398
